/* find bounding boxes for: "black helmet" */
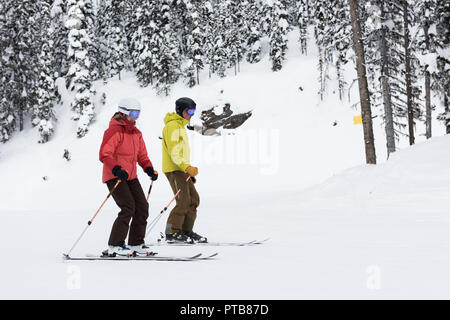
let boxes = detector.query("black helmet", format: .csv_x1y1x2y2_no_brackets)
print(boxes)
175,97,196,116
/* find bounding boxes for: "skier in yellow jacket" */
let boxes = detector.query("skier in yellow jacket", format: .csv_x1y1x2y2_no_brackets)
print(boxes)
162,97,207,243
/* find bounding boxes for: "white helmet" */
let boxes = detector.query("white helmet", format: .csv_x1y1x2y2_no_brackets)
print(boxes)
118,98,141,116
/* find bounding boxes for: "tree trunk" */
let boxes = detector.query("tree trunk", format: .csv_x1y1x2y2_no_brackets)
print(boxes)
19,103,24,132
318,50,324,101
445,95,450,134
348,0,376,164
196,66,200,85
379,0,396,156
403,0,415,145
423,23,432,139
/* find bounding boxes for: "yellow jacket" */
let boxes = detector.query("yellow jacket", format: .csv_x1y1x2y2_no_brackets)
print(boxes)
162,112,191,173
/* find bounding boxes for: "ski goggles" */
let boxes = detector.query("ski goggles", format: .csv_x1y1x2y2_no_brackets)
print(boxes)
119,106,141,118
186,108,196,116
128,110,141,118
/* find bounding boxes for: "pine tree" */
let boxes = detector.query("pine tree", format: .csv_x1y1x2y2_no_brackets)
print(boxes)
269,0,290,72
152,0,180,96
364,0,421,154
0,0,16,142
123,0,140,71
183,0,205,87
33,0,57,143
245,0,262,64
210,0,230,78
201,0,215,78
0,0,40,141
348,0,377,164
260,0,272,35
416,0,436,139
132,1,158,87
332,0,351,101
50,0,69,79
365,0,397,156
95,0,110,81
297,0,311,55
433,0,450,134
96,0,128,81
403,0,417,145
66,0,96,138
16,0,40,132
313,0,332,100
228,1,246,75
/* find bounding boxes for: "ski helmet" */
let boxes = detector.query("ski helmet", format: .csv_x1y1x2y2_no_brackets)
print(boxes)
175,97,196,116
118,98,141,117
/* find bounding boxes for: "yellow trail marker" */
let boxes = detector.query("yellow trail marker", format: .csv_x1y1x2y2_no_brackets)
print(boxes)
353,115,362,125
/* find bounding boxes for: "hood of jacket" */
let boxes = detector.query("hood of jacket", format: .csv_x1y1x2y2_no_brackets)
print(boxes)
109,112,139,134
163,112,189,127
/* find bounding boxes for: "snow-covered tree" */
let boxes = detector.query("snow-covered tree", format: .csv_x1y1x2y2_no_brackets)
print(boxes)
65,0,96,138
210,0,230,77
245,0,262,63
201,0,215,78
96,0,128,81
297,0,311,55
363,0,422,152
50,0,69,79
269,0,290,72
183,0,205,87
33,0,57,143
332,1,351,101
433,0,450,134
0,0,15,142
152,0,180,95
228,1,246,75
0,0,40,141
313,0,333,99
132,1,158,87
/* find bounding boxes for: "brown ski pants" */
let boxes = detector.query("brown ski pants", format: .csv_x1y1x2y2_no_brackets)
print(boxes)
165,171,200,234
106,178,149,246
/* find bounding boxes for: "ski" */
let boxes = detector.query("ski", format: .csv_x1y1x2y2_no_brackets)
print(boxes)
148,237,270,247
62,252,218,262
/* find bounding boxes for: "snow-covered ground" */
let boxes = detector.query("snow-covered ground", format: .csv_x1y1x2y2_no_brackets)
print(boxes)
0,31,449,299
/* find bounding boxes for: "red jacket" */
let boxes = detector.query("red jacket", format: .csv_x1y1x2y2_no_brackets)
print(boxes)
99,113,153,183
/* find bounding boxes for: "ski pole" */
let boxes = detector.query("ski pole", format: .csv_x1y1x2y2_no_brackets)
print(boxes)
64,179,121,258
145,175,191,238
146,180,154,201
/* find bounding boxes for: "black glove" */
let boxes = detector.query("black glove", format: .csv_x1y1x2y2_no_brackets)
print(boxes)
112,165,129,181
145,166,158,181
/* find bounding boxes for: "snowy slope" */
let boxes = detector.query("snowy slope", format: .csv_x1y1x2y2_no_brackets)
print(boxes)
0,31,449,299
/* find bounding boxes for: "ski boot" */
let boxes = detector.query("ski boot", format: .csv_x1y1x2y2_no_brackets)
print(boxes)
164,232,195,244
102,245,133,257
129,244,157,256
184,230,207,243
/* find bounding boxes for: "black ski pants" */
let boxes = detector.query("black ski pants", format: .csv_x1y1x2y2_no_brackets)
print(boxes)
106,178,149,246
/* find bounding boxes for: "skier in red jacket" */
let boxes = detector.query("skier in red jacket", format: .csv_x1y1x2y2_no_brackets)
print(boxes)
99,98,158,256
